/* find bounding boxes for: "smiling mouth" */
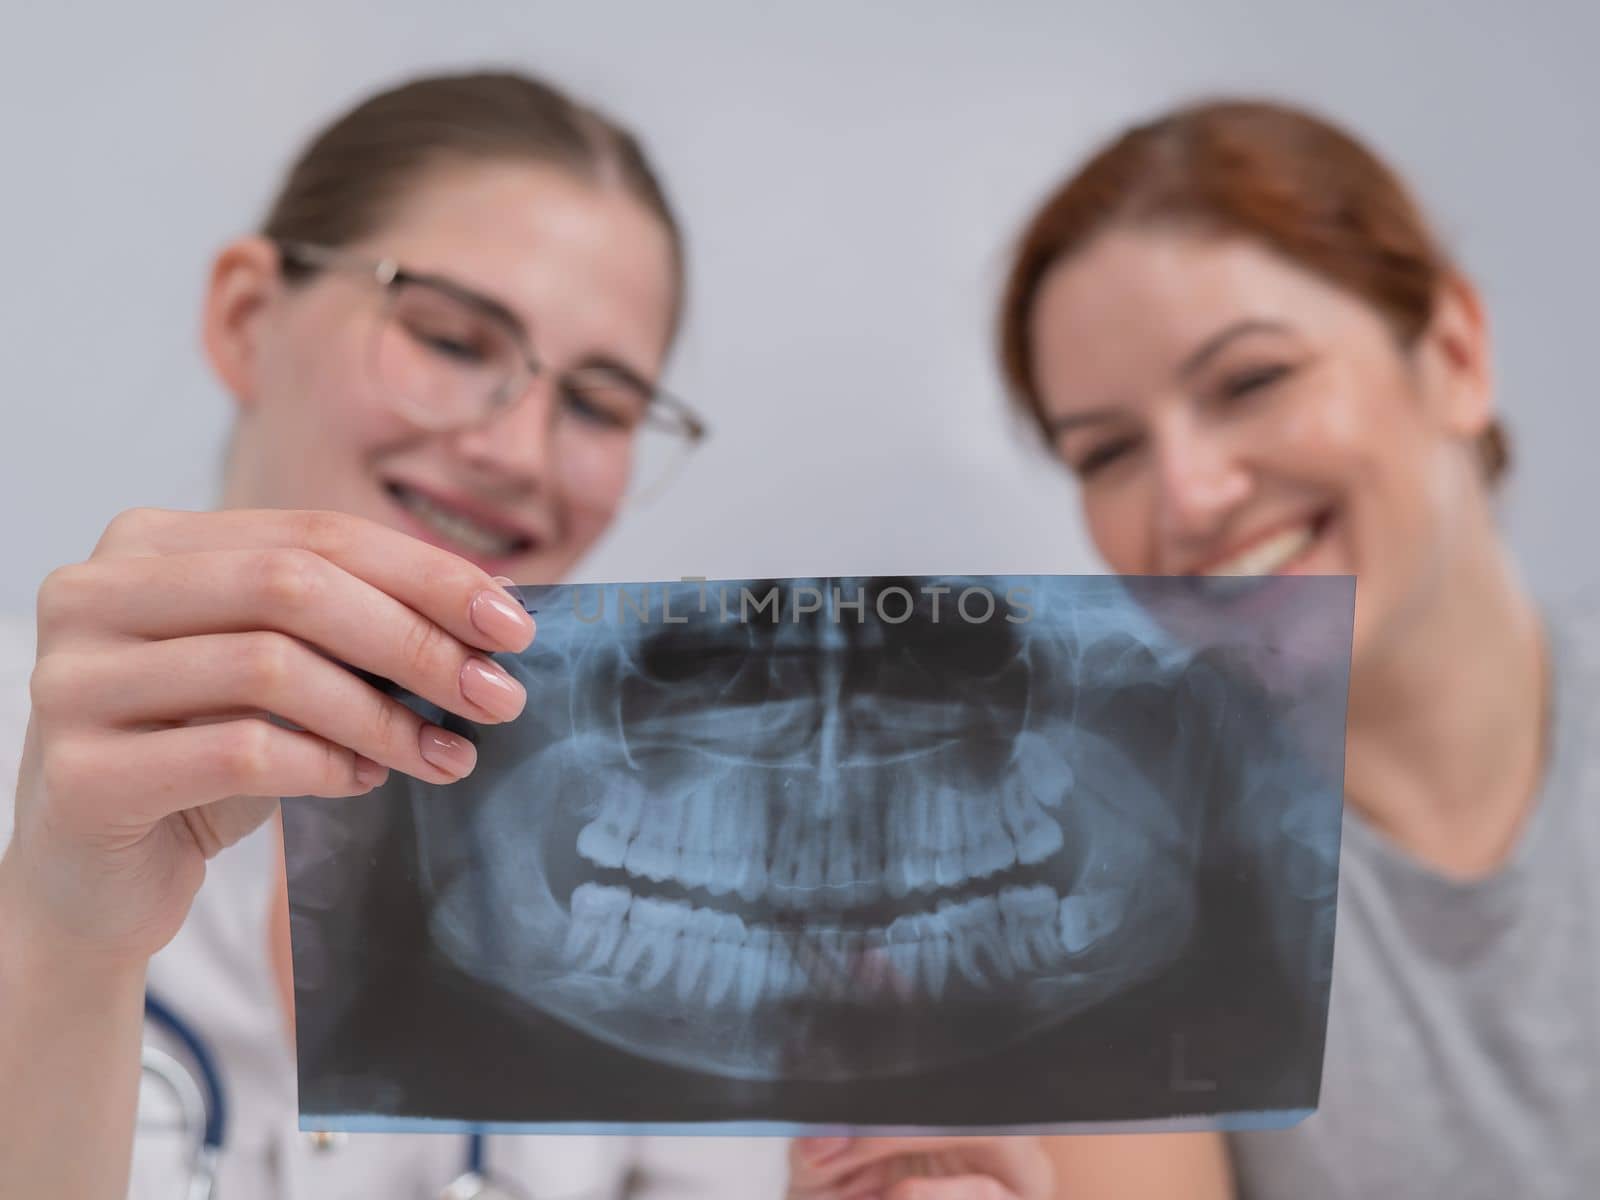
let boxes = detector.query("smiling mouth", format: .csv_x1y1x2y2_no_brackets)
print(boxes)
1199,508,1334,577
384,479,535,559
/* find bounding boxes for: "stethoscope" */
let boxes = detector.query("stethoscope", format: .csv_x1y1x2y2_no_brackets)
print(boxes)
141,991,532,1200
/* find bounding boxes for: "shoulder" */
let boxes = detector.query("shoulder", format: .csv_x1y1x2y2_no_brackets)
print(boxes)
0,613,37,849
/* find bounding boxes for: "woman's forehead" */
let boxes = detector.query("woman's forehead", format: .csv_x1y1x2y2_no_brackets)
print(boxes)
360,159,678,361
1031,231,1353,405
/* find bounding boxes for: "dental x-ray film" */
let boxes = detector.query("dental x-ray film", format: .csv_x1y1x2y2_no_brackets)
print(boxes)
282,573,1353,1135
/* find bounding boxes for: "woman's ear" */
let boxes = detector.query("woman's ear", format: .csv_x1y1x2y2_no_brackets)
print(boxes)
1416,271,1496,444
201,235,282,412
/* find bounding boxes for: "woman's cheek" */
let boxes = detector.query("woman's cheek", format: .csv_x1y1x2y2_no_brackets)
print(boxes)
1084,485,1149,575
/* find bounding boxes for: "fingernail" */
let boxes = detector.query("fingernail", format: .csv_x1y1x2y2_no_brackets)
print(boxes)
353,754,388,789
460,657,527,721
805,1137,852,1161
419,726,477,778
470,586,535,650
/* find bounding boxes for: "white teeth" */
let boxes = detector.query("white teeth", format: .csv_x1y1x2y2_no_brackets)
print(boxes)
999,885,1062,972
673,908,719,1000
737,928,771,1012
768,932,806,1002
394,485,521,556
704,912,746,1004
623,794,684,883
575,782,645,871
854,929,891,999
581,738,1079,907
1059,888,1127,954
824,815,857,906
770,808,825,907
1012,731,1074,808
1201,522,1317,577
563,883,630,970
918,916,951,996
931,788,966,888
615,896,689,988
886,911,952,998
579,885,1134,1008
1000,782,1065,864
734,801,769,903
961,795,1016,881
941,895,1013,985
676,787,718,891
850,804,882,909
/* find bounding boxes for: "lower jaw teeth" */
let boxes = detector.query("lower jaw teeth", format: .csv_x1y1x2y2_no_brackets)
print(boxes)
562,881,1125,1009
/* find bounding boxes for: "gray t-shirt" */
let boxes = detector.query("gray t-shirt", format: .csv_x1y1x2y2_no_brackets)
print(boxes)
1229,601,1600,1199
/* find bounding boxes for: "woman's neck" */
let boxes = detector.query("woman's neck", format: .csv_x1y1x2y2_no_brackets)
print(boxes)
1343,531,1548,879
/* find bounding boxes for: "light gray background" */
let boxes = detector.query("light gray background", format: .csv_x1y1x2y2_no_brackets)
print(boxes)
2,0,1595,615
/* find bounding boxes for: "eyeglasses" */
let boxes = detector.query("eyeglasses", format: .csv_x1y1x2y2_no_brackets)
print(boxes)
274,239,707,504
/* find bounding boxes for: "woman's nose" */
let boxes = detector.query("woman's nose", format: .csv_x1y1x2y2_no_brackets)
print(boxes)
1153,427,1253,551
451,375,559,483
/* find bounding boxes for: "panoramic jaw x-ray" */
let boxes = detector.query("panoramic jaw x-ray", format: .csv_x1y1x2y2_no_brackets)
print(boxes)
283,574,1353,1133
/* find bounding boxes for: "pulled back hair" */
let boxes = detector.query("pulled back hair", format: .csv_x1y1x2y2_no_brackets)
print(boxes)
997,98,1509,484
261,68,686,335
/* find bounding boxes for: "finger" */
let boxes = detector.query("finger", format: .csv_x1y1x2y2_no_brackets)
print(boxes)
45,720,390,828
43,550,527,727
35,635,477,786
885,1176,1019,1200
811,1139,1000,1178
788,1138,866,1190
84,507,534,654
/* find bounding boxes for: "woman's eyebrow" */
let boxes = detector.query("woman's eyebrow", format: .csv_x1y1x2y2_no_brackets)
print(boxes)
574,354,656,392
401,267,532,341
1176,317,1292,381
1044,406,1127,435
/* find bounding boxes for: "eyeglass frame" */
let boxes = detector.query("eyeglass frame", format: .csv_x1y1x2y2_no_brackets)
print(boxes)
271,238,709,446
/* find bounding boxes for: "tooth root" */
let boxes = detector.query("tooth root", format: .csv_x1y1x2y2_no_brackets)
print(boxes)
565,884,630,969
919,919,951,997
1012,730,1074,808
885,920,921,998
943,897,1012,986
705,915,745,1005
857,931,890,999
674,914,717,1001
563,917,595,964
1000,885,1060,974
736,930,771,1012
618,898,687,989
767,933,803,1002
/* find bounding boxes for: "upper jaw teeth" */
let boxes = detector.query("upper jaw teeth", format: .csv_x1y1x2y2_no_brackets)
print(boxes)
392,484,523,557
1201,521,1317,577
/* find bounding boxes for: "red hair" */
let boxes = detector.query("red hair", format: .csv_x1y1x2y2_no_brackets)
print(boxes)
997,98,1509,482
